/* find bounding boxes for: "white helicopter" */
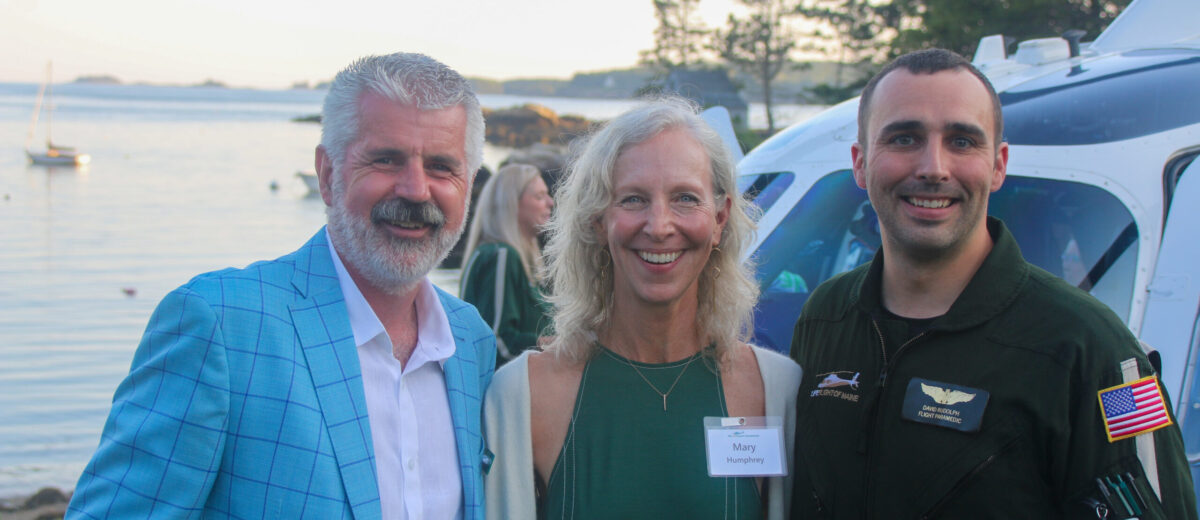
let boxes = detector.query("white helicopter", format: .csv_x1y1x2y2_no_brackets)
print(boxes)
725,0,1200,491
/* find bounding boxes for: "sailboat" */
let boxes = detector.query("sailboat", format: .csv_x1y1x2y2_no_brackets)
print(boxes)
26,62,90,166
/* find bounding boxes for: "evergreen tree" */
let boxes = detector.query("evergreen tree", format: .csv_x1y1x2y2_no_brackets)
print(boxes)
797,0,1129,104
891,0,1128,57
715,0,799,133
641,0,710,72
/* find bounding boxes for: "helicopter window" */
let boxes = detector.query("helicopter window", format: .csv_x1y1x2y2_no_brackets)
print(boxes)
1000,53,1200,145
990,176,1137,322
751,170,870,352
737,172,794,216
749,171,1138,352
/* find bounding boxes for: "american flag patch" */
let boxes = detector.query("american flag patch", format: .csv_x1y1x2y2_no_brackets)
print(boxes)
1097,375,1172,442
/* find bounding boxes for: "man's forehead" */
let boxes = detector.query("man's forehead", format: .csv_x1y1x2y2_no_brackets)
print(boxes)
867,69,995,136
355,95,466,148
358,92,466,123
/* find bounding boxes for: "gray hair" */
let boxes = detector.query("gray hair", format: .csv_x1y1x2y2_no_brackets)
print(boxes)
542,96,760,364
461,163,545,282
320,52,485,176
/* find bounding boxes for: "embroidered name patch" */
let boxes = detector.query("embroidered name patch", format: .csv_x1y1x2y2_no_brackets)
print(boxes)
901,378,990,433
1098,375,1172,442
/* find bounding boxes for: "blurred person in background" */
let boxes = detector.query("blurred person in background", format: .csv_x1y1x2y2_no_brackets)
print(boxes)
460,162,554,367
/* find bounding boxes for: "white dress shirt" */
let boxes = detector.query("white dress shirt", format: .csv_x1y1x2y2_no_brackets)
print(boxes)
327,232,464,520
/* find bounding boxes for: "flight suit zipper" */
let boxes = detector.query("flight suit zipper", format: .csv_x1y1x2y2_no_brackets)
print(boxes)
863,318,927,518
872,320,926,387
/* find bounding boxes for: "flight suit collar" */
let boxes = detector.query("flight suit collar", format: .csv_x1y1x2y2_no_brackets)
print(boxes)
855,217,1031,333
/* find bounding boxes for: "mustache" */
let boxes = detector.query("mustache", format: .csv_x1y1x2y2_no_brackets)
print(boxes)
901,181,960,197
370,198,445,228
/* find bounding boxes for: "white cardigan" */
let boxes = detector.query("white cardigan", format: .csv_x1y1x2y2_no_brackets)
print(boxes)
483,347,803,519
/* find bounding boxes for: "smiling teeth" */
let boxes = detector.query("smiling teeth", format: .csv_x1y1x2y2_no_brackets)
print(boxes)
909,198,950,209
639,251,681,264
392,221,424,229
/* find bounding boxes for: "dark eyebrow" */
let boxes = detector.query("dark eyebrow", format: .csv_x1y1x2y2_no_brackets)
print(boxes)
945,122,988,143
364,147,408,159
362,148,464,172
877,120,924,138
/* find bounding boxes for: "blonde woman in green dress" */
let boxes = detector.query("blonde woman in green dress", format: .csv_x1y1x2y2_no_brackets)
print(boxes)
460,163,554,367
484,98,802,519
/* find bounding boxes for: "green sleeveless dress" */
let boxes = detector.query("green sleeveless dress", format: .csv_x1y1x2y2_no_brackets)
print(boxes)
541,346,762,519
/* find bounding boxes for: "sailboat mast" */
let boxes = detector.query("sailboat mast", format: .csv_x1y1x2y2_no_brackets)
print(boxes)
25,63,49,151
45,62,55,148
24,60,88,166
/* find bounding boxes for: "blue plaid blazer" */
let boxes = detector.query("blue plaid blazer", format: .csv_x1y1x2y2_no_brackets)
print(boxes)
68,229,495,519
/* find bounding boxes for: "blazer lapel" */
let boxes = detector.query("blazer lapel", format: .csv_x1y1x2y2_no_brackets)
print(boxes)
290,230,381,520
440,293,487,520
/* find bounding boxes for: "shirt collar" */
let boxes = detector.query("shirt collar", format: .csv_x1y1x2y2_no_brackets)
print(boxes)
326,229,457,368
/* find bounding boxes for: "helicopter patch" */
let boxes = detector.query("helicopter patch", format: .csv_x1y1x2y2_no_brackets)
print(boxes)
810,371,862,403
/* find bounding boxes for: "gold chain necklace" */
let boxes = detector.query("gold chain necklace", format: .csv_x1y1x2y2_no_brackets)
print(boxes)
608,349,701,412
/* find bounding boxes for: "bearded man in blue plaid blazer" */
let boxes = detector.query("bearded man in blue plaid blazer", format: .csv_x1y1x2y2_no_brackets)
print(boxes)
68,53,495,520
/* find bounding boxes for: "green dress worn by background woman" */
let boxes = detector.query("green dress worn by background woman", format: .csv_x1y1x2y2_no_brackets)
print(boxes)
542,346,762,519
460,242,551,367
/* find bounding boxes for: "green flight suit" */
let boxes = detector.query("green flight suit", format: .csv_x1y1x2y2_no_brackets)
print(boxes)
790,218,1197,519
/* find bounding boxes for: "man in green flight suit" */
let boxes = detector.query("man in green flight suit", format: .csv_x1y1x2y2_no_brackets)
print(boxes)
788,48,1197,519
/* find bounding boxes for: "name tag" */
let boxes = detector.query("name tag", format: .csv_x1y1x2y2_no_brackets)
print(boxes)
703,416,787,477
901,377,990,433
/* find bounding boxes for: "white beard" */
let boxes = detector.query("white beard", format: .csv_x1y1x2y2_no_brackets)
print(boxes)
325,185,465,296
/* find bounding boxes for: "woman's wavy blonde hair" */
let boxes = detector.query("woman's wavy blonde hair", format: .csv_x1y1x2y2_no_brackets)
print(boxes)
461,163,545,283
542,96,760,364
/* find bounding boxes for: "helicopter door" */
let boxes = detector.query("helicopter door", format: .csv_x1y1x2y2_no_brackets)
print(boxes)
1142,156,1200,413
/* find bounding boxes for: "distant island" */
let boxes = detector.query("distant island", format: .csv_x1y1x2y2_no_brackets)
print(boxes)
289,80,333,90
69,60,851,104
191,79,228,88
73,74,122,85
464,61,848,103
71,75,232,89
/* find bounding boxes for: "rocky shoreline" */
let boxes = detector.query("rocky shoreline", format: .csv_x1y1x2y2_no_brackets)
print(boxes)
294,102,598,149
0,487,69,520
482,103,594,148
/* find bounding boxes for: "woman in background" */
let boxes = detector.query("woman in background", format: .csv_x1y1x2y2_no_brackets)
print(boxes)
460,163,554,367
484,98,801,519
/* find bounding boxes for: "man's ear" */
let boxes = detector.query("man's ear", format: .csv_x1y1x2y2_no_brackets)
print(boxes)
851,142,868,189
315,146,335,206
990,141,1009,193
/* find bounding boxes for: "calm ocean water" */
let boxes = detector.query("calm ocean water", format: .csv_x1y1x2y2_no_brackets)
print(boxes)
0,81,820,498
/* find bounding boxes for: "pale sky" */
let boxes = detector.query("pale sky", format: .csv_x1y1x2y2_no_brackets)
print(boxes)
2,0,741,89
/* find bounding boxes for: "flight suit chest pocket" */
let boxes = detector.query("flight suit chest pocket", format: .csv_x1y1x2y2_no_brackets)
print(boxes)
910,416,1026,517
